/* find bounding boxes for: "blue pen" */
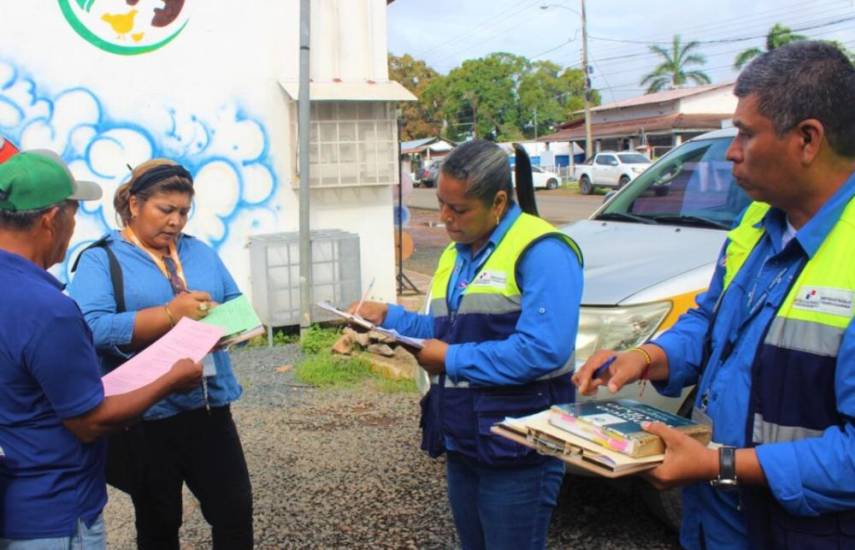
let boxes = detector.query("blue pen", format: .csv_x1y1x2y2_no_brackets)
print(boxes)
593,355,617,380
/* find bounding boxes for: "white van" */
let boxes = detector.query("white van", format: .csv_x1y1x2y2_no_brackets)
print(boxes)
564,128,743,409
562,127,746,527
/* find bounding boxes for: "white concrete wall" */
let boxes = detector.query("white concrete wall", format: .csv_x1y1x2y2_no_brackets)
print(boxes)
0,0,399,312
678,86,737,114
590,87,737,124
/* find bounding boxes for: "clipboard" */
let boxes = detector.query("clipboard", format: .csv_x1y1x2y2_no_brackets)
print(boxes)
316,301,425,350
490,425,659,478
492,411,663,478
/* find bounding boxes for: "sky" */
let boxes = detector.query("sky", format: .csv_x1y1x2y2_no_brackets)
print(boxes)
387,0,855,104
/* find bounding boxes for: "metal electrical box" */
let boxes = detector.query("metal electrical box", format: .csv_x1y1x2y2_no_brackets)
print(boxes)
249,229,362,328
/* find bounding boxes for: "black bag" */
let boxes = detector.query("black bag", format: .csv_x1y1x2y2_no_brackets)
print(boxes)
73,237,146,495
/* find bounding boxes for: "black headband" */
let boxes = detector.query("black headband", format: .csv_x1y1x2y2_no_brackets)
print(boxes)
130,165,193,195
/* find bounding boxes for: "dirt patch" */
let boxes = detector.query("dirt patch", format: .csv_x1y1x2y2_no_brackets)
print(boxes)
403,208,449,276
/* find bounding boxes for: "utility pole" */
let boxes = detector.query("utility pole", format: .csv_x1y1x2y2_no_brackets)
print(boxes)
539,3,591,154
534,108,538,140
580,0,593,159
298,0,312,333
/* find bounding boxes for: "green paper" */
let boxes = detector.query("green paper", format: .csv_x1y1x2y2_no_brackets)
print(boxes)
200,296,262,337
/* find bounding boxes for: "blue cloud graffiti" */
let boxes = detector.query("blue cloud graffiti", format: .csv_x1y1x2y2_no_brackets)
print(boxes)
0,58,280,282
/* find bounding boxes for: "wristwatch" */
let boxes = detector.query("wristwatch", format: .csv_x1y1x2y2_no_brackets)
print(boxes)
709,445,739,490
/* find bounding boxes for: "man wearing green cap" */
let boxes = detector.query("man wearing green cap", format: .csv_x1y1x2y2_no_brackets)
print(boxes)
0,150,204,548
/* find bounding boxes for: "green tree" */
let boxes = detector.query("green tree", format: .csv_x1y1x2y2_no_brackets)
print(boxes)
421,53,596,142
388,54,441,140
518,61,598,139
425,53,528,141
733,23,806,69
640,35,711,94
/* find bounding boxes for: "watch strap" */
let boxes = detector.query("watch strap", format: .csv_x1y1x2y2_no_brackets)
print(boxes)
710,445,739,490
720,445,736,480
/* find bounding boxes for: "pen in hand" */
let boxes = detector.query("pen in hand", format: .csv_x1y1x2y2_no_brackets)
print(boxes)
352,276,376,320
591,354,649,397
593,355,617,380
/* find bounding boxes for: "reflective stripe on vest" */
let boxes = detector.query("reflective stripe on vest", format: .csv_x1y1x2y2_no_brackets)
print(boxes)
429,212,582,383
724,200,855,445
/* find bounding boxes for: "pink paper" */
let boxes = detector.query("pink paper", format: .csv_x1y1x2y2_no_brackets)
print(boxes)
102,318,224,397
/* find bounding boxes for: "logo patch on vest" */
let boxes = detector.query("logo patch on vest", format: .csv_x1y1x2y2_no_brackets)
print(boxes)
793,286,854,317
471,270,508,289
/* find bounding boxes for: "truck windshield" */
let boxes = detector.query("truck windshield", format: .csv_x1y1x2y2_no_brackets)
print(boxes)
617,153,650,164
598,137,750,229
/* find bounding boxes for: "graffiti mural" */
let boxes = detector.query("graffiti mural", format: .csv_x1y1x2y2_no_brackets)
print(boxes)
0,59,280,282
59,0,192,56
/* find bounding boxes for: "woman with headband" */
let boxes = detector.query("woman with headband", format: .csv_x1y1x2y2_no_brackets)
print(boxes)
69,159,253,549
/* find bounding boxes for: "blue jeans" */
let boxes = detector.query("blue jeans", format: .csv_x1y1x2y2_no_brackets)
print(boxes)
0,515,105,550
446,452,564,550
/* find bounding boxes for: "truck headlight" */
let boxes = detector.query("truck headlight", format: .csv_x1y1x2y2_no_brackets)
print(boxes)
632,166,645,173
574,301,672,363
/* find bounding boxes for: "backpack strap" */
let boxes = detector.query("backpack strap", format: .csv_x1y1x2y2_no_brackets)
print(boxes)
71,236,126,314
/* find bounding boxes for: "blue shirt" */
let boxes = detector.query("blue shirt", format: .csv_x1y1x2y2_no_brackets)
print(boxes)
653,171,855,550
67,231,242,420
383,203,584,386
0,249,106,539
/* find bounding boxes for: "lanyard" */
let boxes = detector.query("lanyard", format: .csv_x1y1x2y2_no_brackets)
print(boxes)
697,252,804,413
448,243,495,314
740,260,794,334
122,227,188,289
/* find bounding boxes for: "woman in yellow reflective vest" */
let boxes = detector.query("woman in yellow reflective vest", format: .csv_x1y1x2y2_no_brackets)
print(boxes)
353,140,583,550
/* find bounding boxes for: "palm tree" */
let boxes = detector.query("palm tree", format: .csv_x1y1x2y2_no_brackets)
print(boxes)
640,35,711,94
733,23,806,69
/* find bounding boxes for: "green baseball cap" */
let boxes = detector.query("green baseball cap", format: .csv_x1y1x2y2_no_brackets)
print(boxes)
0,150,102,211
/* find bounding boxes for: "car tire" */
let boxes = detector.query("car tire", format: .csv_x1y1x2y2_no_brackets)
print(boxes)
619,175,631,188
579,175,593,195
546,178,558,190
639,483,683,532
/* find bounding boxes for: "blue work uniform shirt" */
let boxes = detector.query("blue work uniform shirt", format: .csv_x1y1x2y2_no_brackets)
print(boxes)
653,170,855,550
383,203,583,386
0,250,106,539
68,231,242,420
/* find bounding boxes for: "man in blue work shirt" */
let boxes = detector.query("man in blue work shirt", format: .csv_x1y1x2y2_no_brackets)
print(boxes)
575,41,855,549
0,150,202,548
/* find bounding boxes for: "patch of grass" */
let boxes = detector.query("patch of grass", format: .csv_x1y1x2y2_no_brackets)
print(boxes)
295,351,374,387
245,327,300,347
300,324,341,353
371,376,418,394
296,352,420,393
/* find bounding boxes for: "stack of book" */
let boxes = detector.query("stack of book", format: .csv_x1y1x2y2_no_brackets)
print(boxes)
548,399,711,458
492,399,712,477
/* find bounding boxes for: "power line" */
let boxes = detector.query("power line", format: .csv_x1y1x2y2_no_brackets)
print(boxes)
414,0,545,69
588,14,855,46
569,0,850,65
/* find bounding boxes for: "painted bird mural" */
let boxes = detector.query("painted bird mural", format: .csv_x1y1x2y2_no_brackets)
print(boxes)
101,9,139,40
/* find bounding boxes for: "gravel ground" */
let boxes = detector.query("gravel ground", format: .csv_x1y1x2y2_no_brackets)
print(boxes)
103,346,681,549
